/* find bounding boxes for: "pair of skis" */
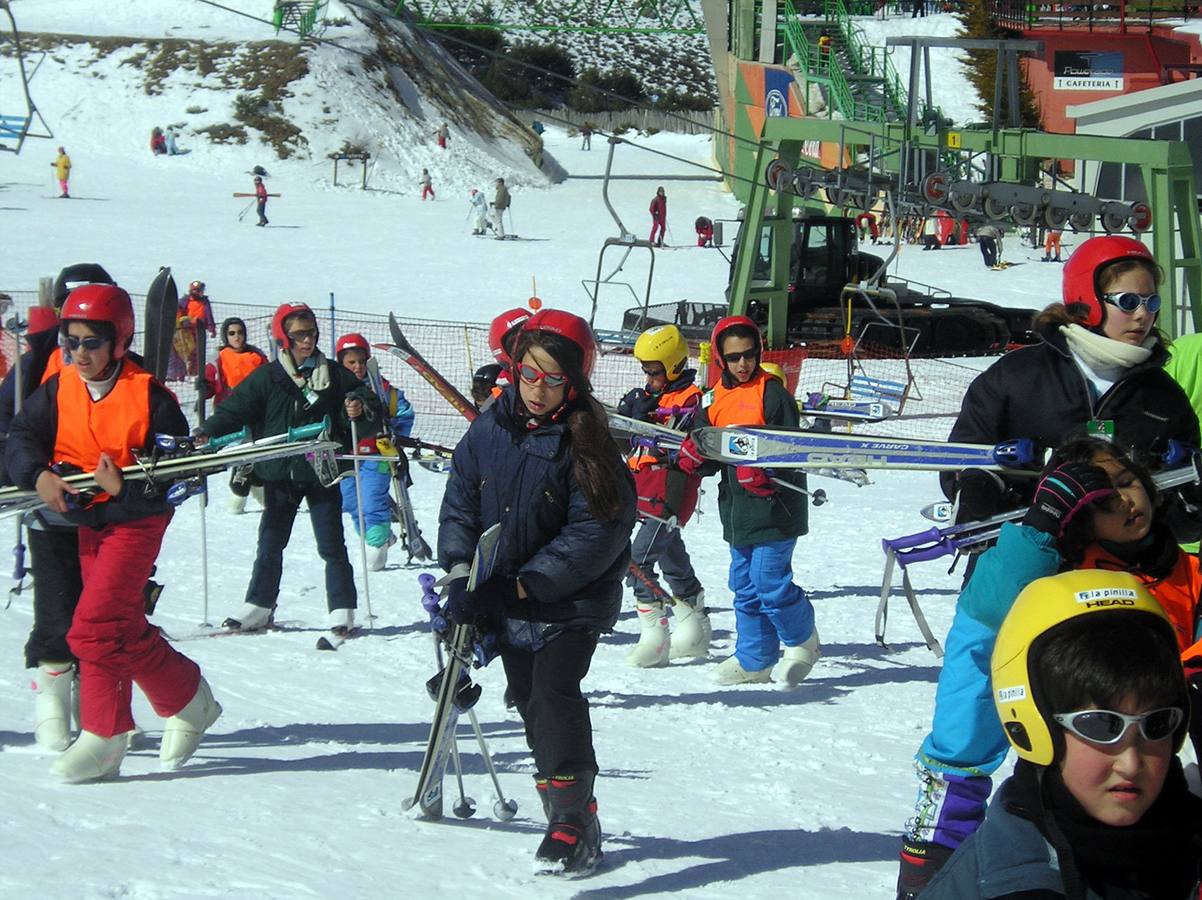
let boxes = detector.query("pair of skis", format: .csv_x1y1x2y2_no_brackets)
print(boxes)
405,523,510,820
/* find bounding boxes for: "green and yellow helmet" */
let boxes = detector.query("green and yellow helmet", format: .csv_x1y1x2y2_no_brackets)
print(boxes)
633,324,689,382
991,569,1184,766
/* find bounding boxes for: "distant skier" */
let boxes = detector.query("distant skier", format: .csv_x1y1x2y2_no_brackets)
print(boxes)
649,186,667,247
695,216,714,247
435,123,449,150
1042,227,1063,262
150,127,167,155
492,177,510,239
51,146,71,198
335,333,415,571
254,175,269,226
166,128,180,156
420,168,434,201
468,188,488,235
580,123,593,150
975,223,1001,268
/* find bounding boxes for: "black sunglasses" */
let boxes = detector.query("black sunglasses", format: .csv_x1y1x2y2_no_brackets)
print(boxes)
1102,292,1161,315
62,335,110,352
722,350,758,365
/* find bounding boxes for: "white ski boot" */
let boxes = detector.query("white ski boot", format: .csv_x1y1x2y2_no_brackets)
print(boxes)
328,608,356,633
669,591,711,660
227,493,248,514
51,730,127,783
773,629,822,686
32,662,76,751
625,604,670,668
221,603,273,632
712,654,772,685
365,543,389,572
160,677,222,770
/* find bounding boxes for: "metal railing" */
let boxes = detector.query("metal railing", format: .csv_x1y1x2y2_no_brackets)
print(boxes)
989,0,1202,30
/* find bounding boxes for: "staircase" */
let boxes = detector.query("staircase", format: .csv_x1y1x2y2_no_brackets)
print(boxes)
781,0,941,125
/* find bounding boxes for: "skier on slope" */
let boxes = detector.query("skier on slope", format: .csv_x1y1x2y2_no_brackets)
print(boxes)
468,188,489,235
617,324,709,668
675,316,820,686
491,177,510,239
51,146,71,198
648,186,667,247
939,235,1200,539
335,332,415,571
6,284,221,782
254,175,269,227
438,310,635,875
203,317,268,513
197,302,378,638
898,438,1202,898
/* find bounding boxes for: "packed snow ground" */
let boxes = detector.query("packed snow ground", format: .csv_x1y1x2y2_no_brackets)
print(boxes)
0,5,1079,898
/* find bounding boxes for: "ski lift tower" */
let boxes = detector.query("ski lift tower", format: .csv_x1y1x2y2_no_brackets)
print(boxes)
0,1,53,155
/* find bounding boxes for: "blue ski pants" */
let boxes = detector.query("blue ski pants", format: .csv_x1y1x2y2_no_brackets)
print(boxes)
340,462,394,547
728,538,815,671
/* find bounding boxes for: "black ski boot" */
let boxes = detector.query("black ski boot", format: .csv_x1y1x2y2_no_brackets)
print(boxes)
534,772,601,877
896,838,954,899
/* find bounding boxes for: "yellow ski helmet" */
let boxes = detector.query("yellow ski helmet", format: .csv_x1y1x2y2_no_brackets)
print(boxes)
761,362,786,386
633,324,689,382
991,569,1185,766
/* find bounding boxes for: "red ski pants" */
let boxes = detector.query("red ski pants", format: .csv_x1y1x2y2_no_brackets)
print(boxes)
421,185,435,201
68,513,200,737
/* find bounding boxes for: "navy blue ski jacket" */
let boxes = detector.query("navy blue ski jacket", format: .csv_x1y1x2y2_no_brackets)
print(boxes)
438,387,635,631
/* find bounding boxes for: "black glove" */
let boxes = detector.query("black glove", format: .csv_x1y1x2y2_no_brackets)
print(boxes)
1022,462,1114,538
953,469,1009,524
617,387,660,421
444,575,517,625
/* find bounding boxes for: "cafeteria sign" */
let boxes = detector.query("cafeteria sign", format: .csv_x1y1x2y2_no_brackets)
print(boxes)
1054,50,1124,91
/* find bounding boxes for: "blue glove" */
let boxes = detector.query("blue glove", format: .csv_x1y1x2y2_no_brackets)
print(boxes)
618,387,660,421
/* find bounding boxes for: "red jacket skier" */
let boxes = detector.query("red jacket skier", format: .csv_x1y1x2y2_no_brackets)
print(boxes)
649,187,667,247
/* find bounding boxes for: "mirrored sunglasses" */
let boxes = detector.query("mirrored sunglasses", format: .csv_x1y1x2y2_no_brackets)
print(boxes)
722,349,758,365
61,335,110,352
1102,291,1161,315
516,361,568,389
1053,706,1183,745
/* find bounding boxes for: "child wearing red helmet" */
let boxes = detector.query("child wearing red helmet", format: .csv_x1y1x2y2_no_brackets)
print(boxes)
677,316,820,686
6,284,221,782
438,309,635,875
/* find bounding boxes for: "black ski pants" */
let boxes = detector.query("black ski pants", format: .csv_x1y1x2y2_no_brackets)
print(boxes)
627,519,702,605
245,480,356,613
501,627,599,777
979,237,998,268
24,525,83,668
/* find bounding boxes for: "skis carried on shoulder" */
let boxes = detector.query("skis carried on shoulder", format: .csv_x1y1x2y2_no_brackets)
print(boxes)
0,422,336,515
376,313,477,423
691,426,1044,473
405,523,503,820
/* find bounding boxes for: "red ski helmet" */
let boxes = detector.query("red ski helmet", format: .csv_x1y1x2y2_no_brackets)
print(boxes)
188,280,205,296
271,302,317,348
1062,235,1157,328
520,309,597,379
335,332,371,361
60,284,135,358
488,307,532,366
709,315,762,374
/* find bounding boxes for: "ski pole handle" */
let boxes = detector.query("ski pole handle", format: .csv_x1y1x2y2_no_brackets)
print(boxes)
993,437,1040,468
882,526,943,553
209,426,251,450
286,417,331,442
419,573,439,613
894,540,956,567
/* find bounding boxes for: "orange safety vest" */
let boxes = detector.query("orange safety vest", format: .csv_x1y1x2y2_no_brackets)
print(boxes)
40,347,65,385
704,370,770,428
626,382,702,475
218,346,266,391
53,361,153,501
1082,543,1202,661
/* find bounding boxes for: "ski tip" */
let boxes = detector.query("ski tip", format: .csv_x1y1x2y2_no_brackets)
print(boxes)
316,636,338,651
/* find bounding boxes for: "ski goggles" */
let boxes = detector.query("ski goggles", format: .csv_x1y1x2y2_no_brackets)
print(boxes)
1102,291,1161,315
286,328,318,343
61,335,110,352
515,361,568,389
1052,706,1183,745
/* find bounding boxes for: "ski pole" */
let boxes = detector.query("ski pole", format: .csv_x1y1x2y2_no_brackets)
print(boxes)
349,419,374,628
236,199,255,222
768,476,827,507
449,733,476,818
465,706,518,820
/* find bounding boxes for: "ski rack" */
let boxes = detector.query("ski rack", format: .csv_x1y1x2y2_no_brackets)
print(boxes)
585,135,657,334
